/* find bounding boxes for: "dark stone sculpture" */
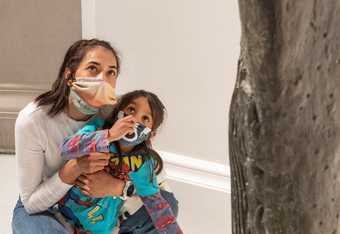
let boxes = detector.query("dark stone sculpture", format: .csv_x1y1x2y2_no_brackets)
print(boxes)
229,1,339,233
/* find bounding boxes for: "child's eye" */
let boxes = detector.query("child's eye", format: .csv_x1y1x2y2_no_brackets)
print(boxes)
126,106,135,114
142,116,151,123
107,69,117,78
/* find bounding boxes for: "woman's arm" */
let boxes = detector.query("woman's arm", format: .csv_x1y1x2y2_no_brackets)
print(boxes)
128,160,183,234
15,112,73,214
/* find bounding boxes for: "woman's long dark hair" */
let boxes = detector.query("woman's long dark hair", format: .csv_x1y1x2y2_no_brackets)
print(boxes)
35,39,120,117
103,90,166,176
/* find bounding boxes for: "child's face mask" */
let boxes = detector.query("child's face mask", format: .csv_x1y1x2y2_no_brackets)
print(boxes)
71,73,117,108
117,111,152,147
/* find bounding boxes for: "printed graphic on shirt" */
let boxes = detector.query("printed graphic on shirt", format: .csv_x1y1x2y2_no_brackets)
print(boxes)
108,154,145,180
87,206,104,224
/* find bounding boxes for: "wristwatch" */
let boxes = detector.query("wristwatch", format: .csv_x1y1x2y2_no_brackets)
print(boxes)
119,181,135,200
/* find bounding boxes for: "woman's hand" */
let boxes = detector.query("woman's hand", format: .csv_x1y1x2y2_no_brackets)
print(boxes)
108,115,136,142
59,152,110,185
75,170,125,198
59,159,82,185
76,152,110,174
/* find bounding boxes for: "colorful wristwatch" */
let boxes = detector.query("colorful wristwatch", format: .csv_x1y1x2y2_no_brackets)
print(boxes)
120,181,134,200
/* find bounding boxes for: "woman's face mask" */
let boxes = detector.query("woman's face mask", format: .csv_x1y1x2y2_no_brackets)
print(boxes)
69,90,99,115
69,73,117,115
71,73,117,108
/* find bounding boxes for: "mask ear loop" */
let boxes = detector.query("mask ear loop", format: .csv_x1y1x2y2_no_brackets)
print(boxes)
65,71,76,87
117,111,125,119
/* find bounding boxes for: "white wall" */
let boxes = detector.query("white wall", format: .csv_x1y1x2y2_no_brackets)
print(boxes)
81,1,240,233
82,0,240,165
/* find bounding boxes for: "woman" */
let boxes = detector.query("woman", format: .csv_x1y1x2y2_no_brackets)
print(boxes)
11,39,178,234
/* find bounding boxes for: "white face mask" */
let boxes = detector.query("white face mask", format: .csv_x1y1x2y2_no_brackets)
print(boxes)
69,90,99,115
71,73,117,108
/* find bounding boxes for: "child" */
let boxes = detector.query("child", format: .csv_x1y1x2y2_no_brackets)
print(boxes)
58,90,183,234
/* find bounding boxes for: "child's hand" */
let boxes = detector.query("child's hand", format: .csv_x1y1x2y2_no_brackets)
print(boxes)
76,152,110,174
108,115,136,142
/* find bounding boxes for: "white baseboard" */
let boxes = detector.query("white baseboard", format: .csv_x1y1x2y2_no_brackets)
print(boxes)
158,150,230,193
1,151,231,194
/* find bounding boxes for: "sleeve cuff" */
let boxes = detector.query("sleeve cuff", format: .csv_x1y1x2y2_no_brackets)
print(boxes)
94,129,111,153
52,171,73,195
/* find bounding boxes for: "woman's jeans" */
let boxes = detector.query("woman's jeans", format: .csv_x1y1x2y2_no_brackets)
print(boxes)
12,190,178,234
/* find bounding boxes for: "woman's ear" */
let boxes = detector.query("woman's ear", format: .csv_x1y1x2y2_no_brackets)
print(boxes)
64,68,71,79
64,68,73,86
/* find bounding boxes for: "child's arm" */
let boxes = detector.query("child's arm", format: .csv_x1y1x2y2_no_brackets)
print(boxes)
128,160,183,234
60,117,117,160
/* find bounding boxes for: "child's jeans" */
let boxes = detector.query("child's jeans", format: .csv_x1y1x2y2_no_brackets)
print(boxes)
12,190,178,234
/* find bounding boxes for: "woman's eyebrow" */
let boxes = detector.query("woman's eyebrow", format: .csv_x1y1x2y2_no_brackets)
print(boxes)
87,61,117,69
87,61,100,65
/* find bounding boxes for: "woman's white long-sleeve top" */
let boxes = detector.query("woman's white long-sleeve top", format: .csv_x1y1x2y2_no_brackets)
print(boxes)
15,102,86,214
